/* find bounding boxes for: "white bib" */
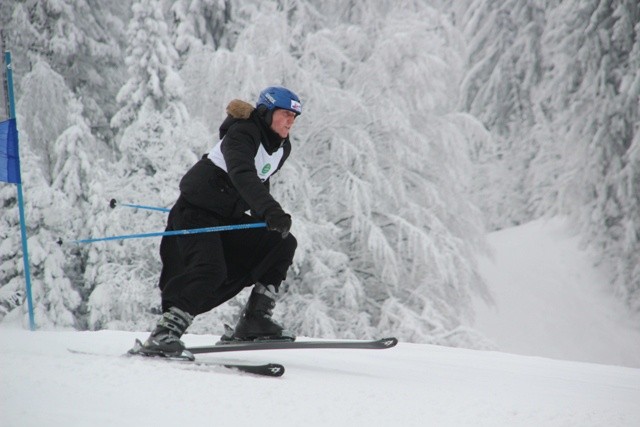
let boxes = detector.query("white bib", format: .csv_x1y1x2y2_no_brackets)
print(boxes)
208,139,284,182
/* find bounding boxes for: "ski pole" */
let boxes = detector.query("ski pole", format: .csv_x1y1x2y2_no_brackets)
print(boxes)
62,222,267,245
109,198,170,213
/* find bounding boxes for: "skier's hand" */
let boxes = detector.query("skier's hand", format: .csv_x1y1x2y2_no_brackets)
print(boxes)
265,207,291,238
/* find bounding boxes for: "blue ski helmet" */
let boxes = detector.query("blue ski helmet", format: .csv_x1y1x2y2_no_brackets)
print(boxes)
256,86,302,115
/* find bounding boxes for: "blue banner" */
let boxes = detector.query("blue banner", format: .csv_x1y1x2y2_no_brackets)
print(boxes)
0,118,20,184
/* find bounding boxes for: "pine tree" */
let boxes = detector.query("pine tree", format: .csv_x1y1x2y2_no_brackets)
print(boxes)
0,0,128,146
171,0,233,55
454,0,547,229
0,60,91,327
309,4,488,344
86,0,202,330
539,0,640,310
457,0,640,311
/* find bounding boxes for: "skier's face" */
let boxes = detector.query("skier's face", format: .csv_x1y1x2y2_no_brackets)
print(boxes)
271,109,297,138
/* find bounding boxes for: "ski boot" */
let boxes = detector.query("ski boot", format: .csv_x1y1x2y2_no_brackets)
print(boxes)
134,306,194,358
219,283,295,344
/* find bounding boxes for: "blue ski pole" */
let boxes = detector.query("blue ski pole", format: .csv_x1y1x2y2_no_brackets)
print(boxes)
62,222,267,245
109,198,170,213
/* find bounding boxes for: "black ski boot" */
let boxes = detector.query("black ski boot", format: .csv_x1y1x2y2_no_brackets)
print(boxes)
221,283,295,343
140,306,193,357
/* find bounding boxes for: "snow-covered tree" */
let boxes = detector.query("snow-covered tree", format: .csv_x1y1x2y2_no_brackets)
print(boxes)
171,0,233,55
453,0,547,229
0,0,128,145
297,3,488,344
0,1,130,327
538,0,640,310
456,0,640,311
0,60,96,328
86,0,203,330
174,1,489,344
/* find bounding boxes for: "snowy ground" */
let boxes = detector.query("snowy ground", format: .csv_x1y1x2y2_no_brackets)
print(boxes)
2,328,640,427
473,217,640,368
3,217,640,426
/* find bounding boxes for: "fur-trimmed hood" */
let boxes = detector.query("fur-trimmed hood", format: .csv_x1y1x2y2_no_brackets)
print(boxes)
219,98,285,153
226,99,254,119
218,99,256,140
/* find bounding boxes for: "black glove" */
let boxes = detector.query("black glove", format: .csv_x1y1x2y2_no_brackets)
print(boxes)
265,207,291,238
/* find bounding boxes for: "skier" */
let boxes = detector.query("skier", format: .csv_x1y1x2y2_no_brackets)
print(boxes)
140,86,302,357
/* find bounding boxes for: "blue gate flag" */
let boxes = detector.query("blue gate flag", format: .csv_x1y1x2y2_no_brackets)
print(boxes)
0,118,20,184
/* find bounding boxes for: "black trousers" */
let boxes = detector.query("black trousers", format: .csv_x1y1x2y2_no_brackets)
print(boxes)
158,196,297,316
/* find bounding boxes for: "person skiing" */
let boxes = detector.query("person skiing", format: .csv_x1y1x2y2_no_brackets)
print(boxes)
140,86,302,357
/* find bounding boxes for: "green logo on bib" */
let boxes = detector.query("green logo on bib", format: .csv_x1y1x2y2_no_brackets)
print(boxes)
261,164,272,175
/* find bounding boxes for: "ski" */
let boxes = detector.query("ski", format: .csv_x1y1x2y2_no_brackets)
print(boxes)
178,359,285,377
187,336,398,354
218,361,285,377
68,342,285,377
126,339,285,377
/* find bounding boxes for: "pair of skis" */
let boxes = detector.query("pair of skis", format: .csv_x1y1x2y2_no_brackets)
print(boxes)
126,336,399,377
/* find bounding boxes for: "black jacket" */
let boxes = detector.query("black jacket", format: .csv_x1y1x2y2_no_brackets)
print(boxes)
179,100,291,220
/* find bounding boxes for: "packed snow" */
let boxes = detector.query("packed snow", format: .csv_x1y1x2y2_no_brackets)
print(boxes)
2,328,639,427
474,217,640,369
3,217,640,426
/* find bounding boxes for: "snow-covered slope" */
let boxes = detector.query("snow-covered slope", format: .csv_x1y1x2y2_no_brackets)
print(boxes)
4,217,640,426
2,328,639,427
474,217,640,368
